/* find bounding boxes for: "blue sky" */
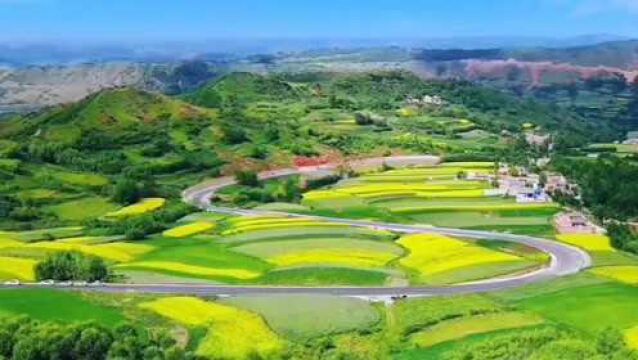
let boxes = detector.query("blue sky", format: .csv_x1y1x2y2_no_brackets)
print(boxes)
1,0,637,41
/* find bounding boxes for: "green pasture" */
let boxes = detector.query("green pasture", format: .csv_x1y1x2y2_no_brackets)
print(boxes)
118,237,271,281
514,283,638,334
46,196,118,221
223,295,380,340
232,237,404,259
218,226,396,245
392,295,504,335
0,289,125,325
257,266,389,286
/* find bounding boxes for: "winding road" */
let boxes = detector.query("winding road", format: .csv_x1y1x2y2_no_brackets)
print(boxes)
3,156,592,298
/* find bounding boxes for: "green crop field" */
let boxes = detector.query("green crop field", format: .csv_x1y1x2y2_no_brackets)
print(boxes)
47,196,119,221
257,266,390,286
514,283,638,334
0,289,125,325
223,295,380,340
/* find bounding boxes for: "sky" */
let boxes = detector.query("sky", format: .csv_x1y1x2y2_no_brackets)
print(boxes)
0,0,637,42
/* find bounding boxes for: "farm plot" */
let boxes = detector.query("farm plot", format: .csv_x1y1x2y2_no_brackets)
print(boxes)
555,234,615,252
300,164,559,233
46,196,118,221
0,289,125,325
0,256,37,281
139,297,284,359
223,295,380,340
410,312,544,348
104,198,166,219
392,294,504,335
0,239,154,263
233,238,404,269
162,221,215,238
217,216,403,284
514,283,638,334
116,237,270,282
590,266,638,285
397,234,535,284
221,216,349,235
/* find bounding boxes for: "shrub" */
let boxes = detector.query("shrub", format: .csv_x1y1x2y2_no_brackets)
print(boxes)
235,170,260,187
35,251,110,282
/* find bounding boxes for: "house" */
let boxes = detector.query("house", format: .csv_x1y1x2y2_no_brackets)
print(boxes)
525,133,551,147
516,188,551,203
544,174,578,195
554,211,603,234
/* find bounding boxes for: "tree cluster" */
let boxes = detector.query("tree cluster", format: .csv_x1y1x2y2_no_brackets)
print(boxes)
0,316,201,360
35,251,110,282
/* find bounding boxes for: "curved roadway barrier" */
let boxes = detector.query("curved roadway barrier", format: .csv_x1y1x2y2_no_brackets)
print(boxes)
1,156,591,297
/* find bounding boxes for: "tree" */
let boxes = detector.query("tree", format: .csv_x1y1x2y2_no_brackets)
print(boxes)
235,170,260,187
112,179,142,205
35,252,110,282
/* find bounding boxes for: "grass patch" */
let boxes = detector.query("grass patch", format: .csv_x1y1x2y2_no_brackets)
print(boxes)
410,312,544,348
47,196,118,221
258,266,388,286
514,283,638,334
223,295,380,340
0,289,125,325
392,295,503,335
234,238,403,269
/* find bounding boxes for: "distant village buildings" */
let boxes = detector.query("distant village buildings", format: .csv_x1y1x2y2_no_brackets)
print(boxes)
554,211,604,234
405,95,446,107
622,131,638,145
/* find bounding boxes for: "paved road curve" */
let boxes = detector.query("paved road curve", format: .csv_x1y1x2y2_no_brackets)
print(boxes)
2,156,592,297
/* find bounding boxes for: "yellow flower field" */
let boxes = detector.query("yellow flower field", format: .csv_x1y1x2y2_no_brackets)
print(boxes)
117,261,261,279
590,266,638,285
269,249,398,268
24,241,153,262
223,221,346,235
411,312,543,348
439,162,495,168
392,202,559,214
104,198,165,219
0,256,37,281
397,234,522,280
626,326,638,349
139,297,284,359
0,236,22,249
162,221,215,238
556,234,614,252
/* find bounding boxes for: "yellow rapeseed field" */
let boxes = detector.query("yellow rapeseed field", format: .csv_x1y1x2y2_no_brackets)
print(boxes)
117,261,261,279
104,198,166,219
393,202,559,214
162,221,215,238
269,249,397,268
397,234,522,280
0,256,37,281
626,326,638,349
590,266,638,285
555,234,614,252
0,236,22,249
411,312,543,348
223,221,345,235
139,297,284,359
24,241,153,262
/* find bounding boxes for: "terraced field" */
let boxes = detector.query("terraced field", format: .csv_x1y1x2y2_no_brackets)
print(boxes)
301,162,559,235
140,296,284,359
0,210,548,287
